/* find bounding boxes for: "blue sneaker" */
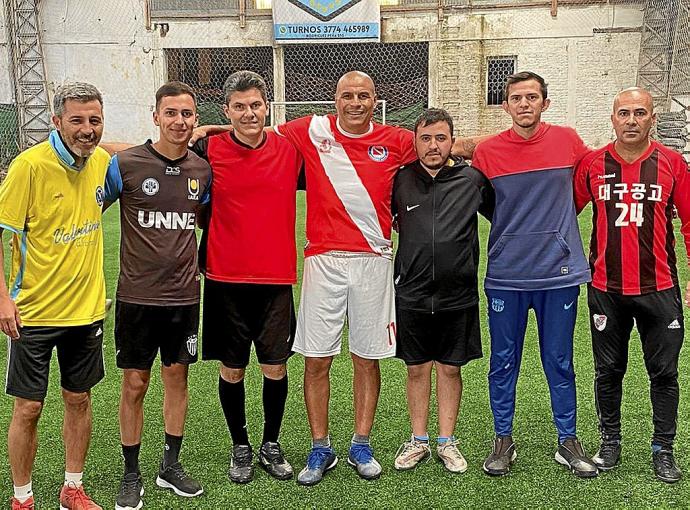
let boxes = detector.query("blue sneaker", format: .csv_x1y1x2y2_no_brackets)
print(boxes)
348,443,382,480
297,446,338,486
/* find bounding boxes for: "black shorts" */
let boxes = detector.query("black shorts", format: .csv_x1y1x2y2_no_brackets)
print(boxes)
6,321,105,401
115,301,200,370
202,280,295,368
396,306,482,366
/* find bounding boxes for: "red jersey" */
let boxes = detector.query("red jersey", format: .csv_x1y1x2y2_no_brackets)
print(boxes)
276,114,415,258
574,140,690,295
203,132,302,284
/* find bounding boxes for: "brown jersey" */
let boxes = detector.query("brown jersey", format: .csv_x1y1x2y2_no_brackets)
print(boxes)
105,141,212,305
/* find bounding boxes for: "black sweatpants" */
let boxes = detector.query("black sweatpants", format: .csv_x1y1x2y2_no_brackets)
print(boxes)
588,285,684,448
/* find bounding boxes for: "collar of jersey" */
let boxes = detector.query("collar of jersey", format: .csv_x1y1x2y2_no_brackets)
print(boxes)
335,117,373,138
49,130,84,170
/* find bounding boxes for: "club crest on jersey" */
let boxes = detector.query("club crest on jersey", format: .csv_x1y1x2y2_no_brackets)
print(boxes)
318,139,332,154
593,314,607,331
165,166,181,176
368,145,389,162
491,298,504,313
187,178,200,200
142,178,159,196
95,186,104,207
186,334,198,356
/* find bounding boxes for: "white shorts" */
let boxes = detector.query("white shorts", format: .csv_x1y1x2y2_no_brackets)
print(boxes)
293,252,396,359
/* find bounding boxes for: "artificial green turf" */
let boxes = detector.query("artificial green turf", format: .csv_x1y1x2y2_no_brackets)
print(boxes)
0,193,688,508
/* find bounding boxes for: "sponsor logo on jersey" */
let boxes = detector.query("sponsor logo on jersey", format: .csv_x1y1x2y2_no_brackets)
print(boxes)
186,334,198,356
318,139,332,154
137,210,196,230
560,266,569,275
406,204,420,212
187,178,200,200
53,220,101,245
668,319,681,329
95,186,104,207
142,178,159,196
368,145,389,162
564,301,574,310
491,298,504,313
165,166,181,175
598,174,616,179
593,314,607,331
53,192,64,200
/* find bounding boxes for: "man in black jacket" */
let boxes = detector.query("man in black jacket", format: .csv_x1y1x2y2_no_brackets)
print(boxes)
392,109,494,473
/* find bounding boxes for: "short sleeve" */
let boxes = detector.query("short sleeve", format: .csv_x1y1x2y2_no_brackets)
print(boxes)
104,155,123,203
274,115,313,152
573,153,594,213
0,156,33,233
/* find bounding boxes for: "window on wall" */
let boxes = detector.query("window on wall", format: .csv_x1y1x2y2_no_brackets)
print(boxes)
486,57,516,105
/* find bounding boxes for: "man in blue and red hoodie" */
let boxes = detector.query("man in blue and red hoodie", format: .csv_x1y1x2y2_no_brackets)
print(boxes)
471,71,598,478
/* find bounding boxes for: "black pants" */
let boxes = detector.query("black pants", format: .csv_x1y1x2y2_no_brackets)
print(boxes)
588,285,684,448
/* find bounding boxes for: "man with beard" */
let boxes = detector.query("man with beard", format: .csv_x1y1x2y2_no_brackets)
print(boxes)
0,82,109,510
574,87,690,483
392,109,493,473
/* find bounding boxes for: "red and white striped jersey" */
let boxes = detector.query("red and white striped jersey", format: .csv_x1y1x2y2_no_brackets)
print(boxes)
276,114,415,258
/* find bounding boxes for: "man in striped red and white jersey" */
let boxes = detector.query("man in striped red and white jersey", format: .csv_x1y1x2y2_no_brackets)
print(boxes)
275,71,417,485
574,87,690,483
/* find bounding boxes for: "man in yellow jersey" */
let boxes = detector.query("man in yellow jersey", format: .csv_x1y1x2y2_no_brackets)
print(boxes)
0,83,109,510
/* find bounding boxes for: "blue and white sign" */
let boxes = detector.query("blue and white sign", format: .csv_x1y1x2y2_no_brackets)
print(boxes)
273,0,380,43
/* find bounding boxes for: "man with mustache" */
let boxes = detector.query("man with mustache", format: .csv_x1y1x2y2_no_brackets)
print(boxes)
471,71,598,478
104,81,210,509
392,109,493,473
574,87,690,483
0,82,109,510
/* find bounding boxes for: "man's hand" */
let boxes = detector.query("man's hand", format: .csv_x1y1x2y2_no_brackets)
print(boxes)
0,295,21,339
452,134,494,159
685,281,690,307
188,124,233,147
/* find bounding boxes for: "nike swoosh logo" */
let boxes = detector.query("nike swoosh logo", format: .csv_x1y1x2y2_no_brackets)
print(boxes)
406,204,420,212
564,302,574,310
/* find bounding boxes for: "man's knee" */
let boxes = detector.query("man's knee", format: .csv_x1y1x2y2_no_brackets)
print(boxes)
13,398,44,424
62,390,91,412
220,365,246,383
435,362,460,379
261,363,287,380
407,362,432,381
304,356,332,378
162,363,189,389
351,353,379,372
122,370,151,398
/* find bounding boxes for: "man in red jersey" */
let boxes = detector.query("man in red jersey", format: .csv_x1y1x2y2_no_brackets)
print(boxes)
274,71,417,485
574,87,690,483
192,71,302,484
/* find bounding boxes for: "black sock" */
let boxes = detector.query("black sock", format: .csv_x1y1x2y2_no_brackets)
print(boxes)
219,376,249,446
122,443,141,475
163,433,183,468
262,374,288,444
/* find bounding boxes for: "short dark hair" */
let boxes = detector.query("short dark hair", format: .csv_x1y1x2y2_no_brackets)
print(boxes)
223,71,268,104
504,71,548,100
414,108,454,136
155,81,196,110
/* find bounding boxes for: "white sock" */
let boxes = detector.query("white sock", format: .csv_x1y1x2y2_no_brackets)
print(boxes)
13,481,32,502
64,471,83,487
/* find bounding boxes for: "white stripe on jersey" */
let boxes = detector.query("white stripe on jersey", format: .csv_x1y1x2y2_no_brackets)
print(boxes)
308,115,392,257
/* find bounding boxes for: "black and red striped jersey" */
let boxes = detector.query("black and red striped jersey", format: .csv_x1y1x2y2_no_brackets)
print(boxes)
574,140,690,295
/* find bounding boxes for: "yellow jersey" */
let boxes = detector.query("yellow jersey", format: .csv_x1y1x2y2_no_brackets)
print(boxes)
0,131,109,326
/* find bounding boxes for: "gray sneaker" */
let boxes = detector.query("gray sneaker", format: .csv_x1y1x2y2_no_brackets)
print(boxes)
229,444,254,484
394,437,431,470
555,437,598,478
437,440,468,474
483,435,517,476
259,441,293,480
297,446,338,486
347,443,382,480
115,472,143,510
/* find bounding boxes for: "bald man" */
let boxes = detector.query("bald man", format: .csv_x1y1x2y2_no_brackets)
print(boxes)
274,71,417,485
574,87,690,483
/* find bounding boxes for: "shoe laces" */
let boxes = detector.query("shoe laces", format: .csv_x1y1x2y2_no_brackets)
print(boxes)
439,439,461,453
13,498,34,510
306,446,334,470
64,482,94,508
396,438,430,458
165,462,188,480
599,440,619,457
656,450,676,469
349,443,374,464
262,442,286,463
120,473,141,492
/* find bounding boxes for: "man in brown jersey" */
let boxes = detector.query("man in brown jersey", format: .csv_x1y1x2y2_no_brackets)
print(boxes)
103,81,211,509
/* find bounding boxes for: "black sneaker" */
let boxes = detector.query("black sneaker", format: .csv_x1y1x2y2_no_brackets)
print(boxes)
156,461,204,497
592,439,621,471
259,441,294,480
483,435,517,476
653,448,682,483
229,444,254,484
555,438,598,478
115,472,144,510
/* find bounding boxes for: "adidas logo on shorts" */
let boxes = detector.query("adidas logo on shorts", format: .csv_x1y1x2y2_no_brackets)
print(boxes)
668,319,681,330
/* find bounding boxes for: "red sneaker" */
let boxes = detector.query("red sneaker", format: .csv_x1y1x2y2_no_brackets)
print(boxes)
59,483,102,510
10,496,34,510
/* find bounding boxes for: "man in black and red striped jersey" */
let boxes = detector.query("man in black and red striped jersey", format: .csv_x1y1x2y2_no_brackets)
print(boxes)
574,87,690,483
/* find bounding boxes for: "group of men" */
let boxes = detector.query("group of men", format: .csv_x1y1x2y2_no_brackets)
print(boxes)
0,66,687,510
